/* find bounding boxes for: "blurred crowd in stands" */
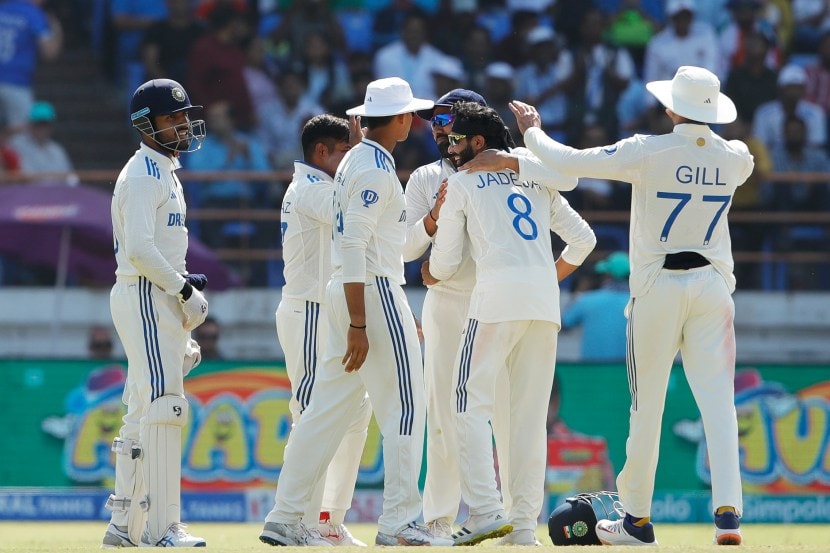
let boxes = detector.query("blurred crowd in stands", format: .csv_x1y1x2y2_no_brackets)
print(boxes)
1,0,829,289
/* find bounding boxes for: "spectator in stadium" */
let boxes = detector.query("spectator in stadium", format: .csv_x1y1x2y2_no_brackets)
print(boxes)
724,30,779,122
805,30,830,115
183,100,270,258
457,25,492,93
373,10,451,100
257,71,324,170
764,115,830,211
193,316,224,360
791,0,830,53
87,325,116,360
566,7,637,142
0,0,63,133
752,64,827,152
270,0,346,68
186,5,254,131
483,62,520,144
140,0,205,84
719,0,783,76
293,31,353,111
514,26,574,142
109,0,167,91
643,0,721,84
561,251,630,363
0,113,21,175
9,101,76,185
429,56,467,100
604,0,657,72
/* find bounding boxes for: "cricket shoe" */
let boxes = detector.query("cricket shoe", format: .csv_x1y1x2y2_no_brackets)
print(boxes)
497,529,542,546
452,510,512,546
102,523,137,548
139,523,205,547
260,521,332,546
595,516,657,546
426,519,453,539
318,520,367,546
375,522,455,546
714,511,742,545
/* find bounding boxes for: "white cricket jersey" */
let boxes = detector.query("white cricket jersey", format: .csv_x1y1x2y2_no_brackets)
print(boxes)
524,124,755,297
112,143,188,294
429,168,595,325
332,138,408,284
280,161,335,303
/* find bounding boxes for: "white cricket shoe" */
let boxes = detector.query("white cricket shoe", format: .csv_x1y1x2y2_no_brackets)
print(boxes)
318,520,367,546
102,523,137,548
260,521,332,546
426,519,453,539
595,518,657,546
375,522,455,546
139,523,205,547
497,529,542,546
452,510,512,546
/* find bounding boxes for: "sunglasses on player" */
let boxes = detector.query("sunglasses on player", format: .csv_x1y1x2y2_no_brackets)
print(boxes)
447,133,468,147
431,113,455,128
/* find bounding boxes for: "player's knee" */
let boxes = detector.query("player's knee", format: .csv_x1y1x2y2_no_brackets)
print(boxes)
146,395,189,427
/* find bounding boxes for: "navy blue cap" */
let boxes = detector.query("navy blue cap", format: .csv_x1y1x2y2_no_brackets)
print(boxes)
416,88,487,120
129,79,201,124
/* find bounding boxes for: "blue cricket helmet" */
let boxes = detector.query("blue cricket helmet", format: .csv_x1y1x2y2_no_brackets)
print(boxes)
129,79,205,152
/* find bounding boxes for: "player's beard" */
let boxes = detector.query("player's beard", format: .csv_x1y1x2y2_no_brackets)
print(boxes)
455,143,477,167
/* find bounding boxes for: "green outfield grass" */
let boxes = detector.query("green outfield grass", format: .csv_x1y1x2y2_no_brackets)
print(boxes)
0,521,828,552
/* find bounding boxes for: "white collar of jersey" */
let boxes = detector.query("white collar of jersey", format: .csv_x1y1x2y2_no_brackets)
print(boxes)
293,160,331,182
360,139,395,168
139,142,181,170
672,123,713,137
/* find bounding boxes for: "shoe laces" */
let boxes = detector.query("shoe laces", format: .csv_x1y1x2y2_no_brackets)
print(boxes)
169,522,190,538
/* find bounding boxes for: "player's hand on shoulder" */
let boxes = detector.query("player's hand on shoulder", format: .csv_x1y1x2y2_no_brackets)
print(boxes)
458,149,516,173
509,100,542,135
349,116,365,147
178,284,209,331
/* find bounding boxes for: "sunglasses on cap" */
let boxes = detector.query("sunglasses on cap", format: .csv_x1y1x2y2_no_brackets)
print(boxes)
447,133,468,146
431,113,455,128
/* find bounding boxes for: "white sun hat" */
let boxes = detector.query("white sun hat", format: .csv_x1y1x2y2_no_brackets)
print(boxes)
646,66,737,124
346,77,434,117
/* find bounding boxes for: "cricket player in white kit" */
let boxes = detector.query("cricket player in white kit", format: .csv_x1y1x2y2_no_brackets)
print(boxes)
505,66,752,546
427,102,596,546
268,115,370,546
259,77,453,547
102,79,208,548
405,89,579,539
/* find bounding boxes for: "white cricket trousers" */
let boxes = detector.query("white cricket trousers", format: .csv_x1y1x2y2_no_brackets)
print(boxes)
271,276,426,535
454,319,558,532
108,276,187,527
273,298,372,527
618,266,742,517
421,288,511,525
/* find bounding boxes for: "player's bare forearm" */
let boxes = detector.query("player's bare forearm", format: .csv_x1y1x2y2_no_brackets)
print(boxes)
421,260,439,286
423,180,447,236
555,258,580,282
458,149,519,173
342,282,368,372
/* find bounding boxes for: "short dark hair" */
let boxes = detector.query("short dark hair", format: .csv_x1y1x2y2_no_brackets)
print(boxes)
301,114,350,159
451,102,514,151
362,115,395,130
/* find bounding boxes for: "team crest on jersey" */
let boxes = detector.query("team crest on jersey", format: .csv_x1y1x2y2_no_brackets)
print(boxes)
171,87,186,102
603,145,618,155
361,189,379,207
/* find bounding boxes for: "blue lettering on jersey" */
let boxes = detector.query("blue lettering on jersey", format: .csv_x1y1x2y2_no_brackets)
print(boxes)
144,157,161,179
399,210,406,222
306,173,322,183
476,171,519,188
361,189,379,207
281,201,291,214
167,213,185,226
676,166,726,185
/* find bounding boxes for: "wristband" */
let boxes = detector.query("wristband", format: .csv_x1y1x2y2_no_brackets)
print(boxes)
428,210,437,222
349,323,367,329
178,281,193,301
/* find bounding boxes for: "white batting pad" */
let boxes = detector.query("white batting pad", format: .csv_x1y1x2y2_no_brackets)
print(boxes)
142,395,188,542
107,437,146,544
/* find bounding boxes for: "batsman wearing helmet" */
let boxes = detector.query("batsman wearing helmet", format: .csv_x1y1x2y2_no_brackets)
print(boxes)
102,79,208,548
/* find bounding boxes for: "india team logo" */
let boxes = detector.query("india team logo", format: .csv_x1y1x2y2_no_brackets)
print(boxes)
171,87,186,103
361,189,379,207
572,521,589,537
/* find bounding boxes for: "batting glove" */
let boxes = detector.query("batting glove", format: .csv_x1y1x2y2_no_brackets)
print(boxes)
184,273,208,291
177,282,208,331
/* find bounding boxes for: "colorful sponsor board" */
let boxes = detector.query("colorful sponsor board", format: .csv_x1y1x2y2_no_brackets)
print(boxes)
1,360,828,522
